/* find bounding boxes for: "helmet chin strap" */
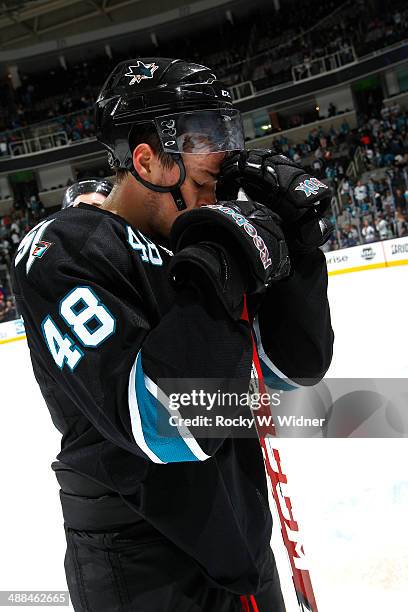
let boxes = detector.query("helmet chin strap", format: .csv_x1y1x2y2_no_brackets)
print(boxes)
130,155,187,211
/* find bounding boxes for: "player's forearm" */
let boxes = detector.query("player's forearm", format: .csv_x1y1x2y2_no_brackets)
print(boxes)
257,249,334,383
141,284,252,381
143,198,290,382
132,285,253,461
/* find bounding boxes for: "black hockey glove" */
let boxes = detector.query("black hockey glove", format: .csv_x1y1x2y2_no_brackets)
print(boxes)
217,149,334,253
284,209,334,255
169,200,290,319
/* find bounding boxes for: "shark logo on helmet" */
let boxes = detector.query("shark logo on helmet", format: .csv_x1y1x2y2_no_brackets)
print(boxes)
125,61,159,85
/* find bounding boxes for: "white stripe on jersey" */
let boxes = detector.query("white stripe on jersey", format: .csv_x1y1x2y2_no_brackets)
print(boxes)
144,375,210,462
253,317,301,389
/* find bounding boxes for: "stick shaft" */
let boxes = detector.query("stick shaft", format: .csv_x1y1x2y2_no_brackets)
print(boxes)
250,338,319,612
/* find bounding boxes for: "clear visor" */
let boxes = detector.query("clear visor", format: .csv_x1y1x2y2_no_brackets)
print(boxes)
155,108,245,155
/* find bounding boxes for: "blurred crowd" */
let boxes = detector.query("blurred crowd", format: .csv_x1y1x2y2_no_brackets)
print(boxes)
271,103,408,171
0,0,406,138
0,198,45,266
0,106,96,157
329,166,408,250
0,196,48,323
332,105,408,249
271,115,353,165
242,0,407,89
0,284,16,323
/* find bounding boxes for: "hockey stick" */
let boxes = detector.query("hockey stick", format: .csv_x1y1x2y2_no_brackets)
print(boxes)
244,306,318,611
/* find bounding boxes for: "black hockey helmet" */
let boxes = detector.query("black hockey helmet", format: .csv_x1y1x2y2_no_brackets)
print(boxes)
62,178,113,209
94,58,245,210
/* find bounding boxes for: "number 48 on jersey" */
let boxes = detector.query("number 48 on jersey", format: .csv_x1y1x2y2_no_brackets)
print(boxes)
42,286,116,371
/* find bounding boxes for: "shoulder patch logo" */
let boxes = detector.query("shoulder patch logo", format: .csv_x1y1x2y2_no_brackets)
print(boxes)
295,177,328,198
32,240,53,259
125,61,159,85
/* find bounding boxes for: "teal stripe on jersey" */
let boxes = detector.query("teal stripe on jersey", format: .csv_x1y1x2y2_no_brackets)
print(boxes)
259,357,298,392
135,354,200,463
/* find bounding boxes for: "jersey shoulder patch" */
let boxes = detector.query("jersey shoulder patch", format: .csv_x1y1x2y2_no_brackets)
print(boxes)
14,219,56,276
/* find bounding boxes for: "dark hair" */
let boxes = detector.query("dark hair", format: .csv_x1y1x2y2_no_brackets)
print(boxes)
116,123,175,184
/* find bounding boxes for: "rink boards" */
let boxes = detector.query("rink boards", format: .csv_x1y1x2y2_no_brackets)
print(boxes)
325,235,408,276
2,235,408,347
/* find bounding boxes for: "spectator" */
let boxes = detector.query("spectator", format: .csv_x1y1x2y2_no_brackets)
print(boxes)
394,188,406,214
383,190,394,215
10,228,21,252
354,180,368,203
0,237,11,266
328,102,337,117
395,210,408,237
341,178,352,196
359,198,371,215
10,218,20,234
374,191,383,212
346,224,359,246
27,194,45,221
376,214,390,240
0,294,9,322
361,219,376,243
0,295,16,323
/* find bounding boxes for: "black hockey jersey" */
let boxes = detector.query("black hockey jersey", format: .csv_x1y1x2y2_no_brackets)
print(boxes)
11,203,333,594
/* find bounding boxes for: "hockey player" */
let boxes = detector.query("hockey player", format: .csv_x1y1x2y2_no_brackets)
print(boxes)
11,58,333,611
61,178,113,208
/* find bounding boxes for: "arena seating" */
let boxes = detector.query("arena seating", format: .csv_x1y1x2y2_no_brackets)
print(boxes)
1,0,406,136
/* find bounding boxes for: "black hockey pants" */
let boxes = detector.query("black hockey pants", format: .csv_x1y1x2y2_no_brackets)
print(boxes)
54,463,285,612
